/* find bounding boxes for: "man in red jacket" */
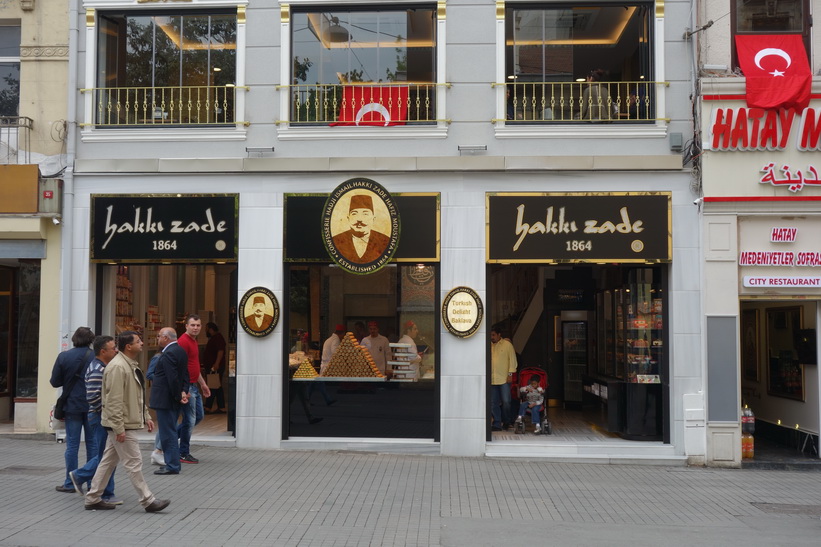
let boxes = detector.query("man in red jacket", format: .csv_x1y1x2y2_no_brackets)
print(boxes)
176,315,210,464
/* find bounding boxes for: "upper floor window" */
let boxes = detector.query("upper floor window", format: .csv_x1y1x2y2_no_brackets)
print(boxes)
0,25,21,117
290,6,437,125
732,0,810,68
94,9,236,127
505,3,654,123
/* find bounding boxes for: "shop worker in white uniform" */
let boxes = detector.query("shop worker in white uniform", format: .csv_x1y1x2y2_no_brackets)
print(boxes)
320,324,346,375
361,321,391,377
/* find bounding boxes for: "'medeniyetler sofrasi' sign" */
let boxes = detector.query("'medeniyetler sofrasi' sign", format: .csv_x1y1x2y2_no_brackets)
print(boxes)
487,193,671,263
91,194,238,263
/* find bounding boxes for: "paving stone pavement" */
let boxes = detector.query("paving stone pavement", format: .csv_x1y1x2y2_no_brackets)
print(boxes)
1,437,820,546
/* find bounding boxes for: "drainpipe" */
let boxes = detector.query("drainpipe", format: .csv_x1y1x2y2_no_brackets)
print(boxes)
60,0,80,346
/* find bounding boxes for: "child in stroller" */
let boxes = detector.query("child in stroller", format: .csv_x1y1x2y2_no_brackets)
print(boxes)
516,374,546,434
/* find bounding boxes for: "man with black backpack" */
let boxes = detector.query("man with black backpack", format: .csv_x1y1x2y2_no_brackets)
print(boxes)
50,326,95,493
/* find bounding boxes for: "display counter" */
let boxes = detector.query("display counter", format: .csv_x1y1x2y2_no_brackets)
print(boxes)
583,375,662,440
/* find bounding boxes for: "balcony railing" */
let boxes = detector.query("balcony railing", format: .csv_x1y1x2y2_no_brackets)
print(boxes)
281,82,447,125
0,117,33,164
503,80,664,123
81,86,237,127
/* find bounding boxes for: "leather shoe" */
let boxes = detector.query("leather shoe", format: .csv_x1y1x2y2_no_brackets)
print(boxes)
154,467,179,475
145,499,170,513
85,500,116,510
55,485,75,493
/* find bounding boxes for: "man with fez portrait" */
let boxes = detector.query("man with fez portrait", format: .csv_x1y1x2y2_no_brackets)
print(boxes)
332,194,391,264
245,295,274,332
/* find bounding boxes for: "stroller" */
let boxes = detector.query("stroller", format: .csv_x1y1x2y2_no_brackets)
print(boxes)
513,367,552,435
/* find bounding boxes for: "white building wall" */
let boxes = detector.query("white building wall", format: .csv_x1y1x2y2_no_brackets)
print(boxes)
64,0,702,459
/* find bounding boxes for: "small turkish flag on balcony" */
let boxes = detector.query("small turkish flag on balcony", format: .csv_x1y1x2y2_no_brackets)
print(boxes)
735,34,811,111
333,86,409,126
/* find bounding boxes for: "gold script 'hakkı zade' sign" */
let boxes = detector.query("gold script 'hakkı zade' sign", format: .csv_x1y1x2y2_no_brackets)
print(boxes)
487,192,671,263
322,178,400,274
442,286,483,338
90,194,237,263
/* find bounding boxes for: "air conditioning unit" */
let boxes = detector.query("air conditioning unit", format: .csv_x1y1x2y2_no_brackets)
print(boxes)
39,178,63,215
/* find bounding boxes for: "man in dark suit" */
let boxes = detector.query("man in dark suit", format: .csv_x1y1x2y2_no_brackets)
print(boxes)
244,295,274,332
149,327,189,475
332,194,391,264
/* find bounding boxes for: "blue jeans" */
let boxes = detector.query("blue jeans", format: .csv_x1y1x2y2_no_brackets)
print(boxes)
71,412,115,497
156,404,182,473
518,402,543,426
490,383,512,429
178,383,203,456
62,412,93,489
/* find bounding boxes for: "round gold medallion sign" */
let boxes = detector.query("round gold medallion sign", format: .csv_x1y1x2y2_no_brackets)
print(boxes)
238,286,279,338
322,178,400,275
442,286,483,338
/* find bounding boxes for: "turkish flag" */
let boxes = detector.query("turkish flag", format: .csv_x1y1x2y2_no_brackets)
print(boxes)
332,86,409,126
736,34,811,111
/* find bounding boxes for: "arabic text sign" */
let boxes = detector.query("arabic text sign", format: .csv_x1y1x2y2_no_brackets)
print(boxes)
760,162,820,193
91,194,238,262
487,193,671,263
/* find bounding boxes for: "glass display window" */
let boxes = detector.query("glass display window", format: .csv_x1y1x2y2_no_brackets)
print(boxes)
285,263,438,439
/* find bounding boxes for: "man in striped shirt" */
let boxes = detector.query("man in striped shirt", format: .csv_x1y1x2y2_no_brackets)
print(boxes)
68,336,120,503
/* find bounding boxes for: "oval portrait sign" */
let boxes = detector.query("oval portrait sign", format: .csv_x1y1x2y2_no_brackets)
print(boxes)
442,286,483,338
322,178,400,275
238,286,279,338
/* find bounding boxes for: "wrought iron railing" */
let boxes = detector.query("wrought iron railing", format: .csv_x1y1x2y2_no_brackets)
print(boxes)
501,80,665,123
0,116,33,164
280,82,447,125
81,86,238,127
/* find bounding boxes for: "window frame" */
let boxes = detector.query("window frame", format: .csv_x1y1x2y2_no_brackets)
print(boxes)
81,3,248,141
278,1,448,139
495,1,668,137
730,0,811,70
0,24,21,118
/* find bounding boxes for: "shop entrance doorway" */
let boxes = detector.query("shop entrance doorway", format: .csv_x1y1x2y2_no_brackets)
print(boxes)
488,263,669,443
97,263,237,438
739,300,820,462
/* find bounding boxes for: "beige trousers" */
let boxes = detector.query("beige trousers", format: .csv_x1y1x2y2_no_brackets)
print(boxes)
86,430,155,508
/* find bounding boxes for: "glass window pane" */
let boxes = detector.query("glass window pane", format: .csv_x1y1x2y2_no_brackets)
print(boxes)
96,11,236,125
736,0,804,33
291,7,436,124
0,26,21,57
506,4,653,122
287,264,437,438
0,62,20,116
15,261,40,398
152,15,182,87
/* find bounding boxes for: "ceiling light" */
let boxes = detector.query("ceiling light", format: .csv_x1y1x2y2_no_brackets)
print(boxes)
324,17,349,43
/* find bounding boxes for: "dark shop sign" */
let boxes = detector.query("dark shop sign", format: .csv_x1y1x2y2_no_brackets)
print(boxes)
284,193,439,263
487,192,671,263
90,194,238,263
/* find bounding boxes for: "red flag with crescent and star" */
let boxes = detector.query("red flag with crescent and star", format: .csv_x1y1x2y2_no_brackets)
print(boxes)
735,34,811,111
332,86,409,126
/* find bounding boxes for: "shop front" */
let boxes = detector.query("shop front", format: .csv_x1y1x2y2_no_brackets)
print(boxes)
89,194,239,434
486,193,672,444
701,78,821,465
282,181,441,440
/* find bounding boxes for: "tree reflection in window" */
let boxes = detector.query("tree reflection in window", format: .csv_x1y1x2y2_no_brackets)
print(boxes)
96,11,236,125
